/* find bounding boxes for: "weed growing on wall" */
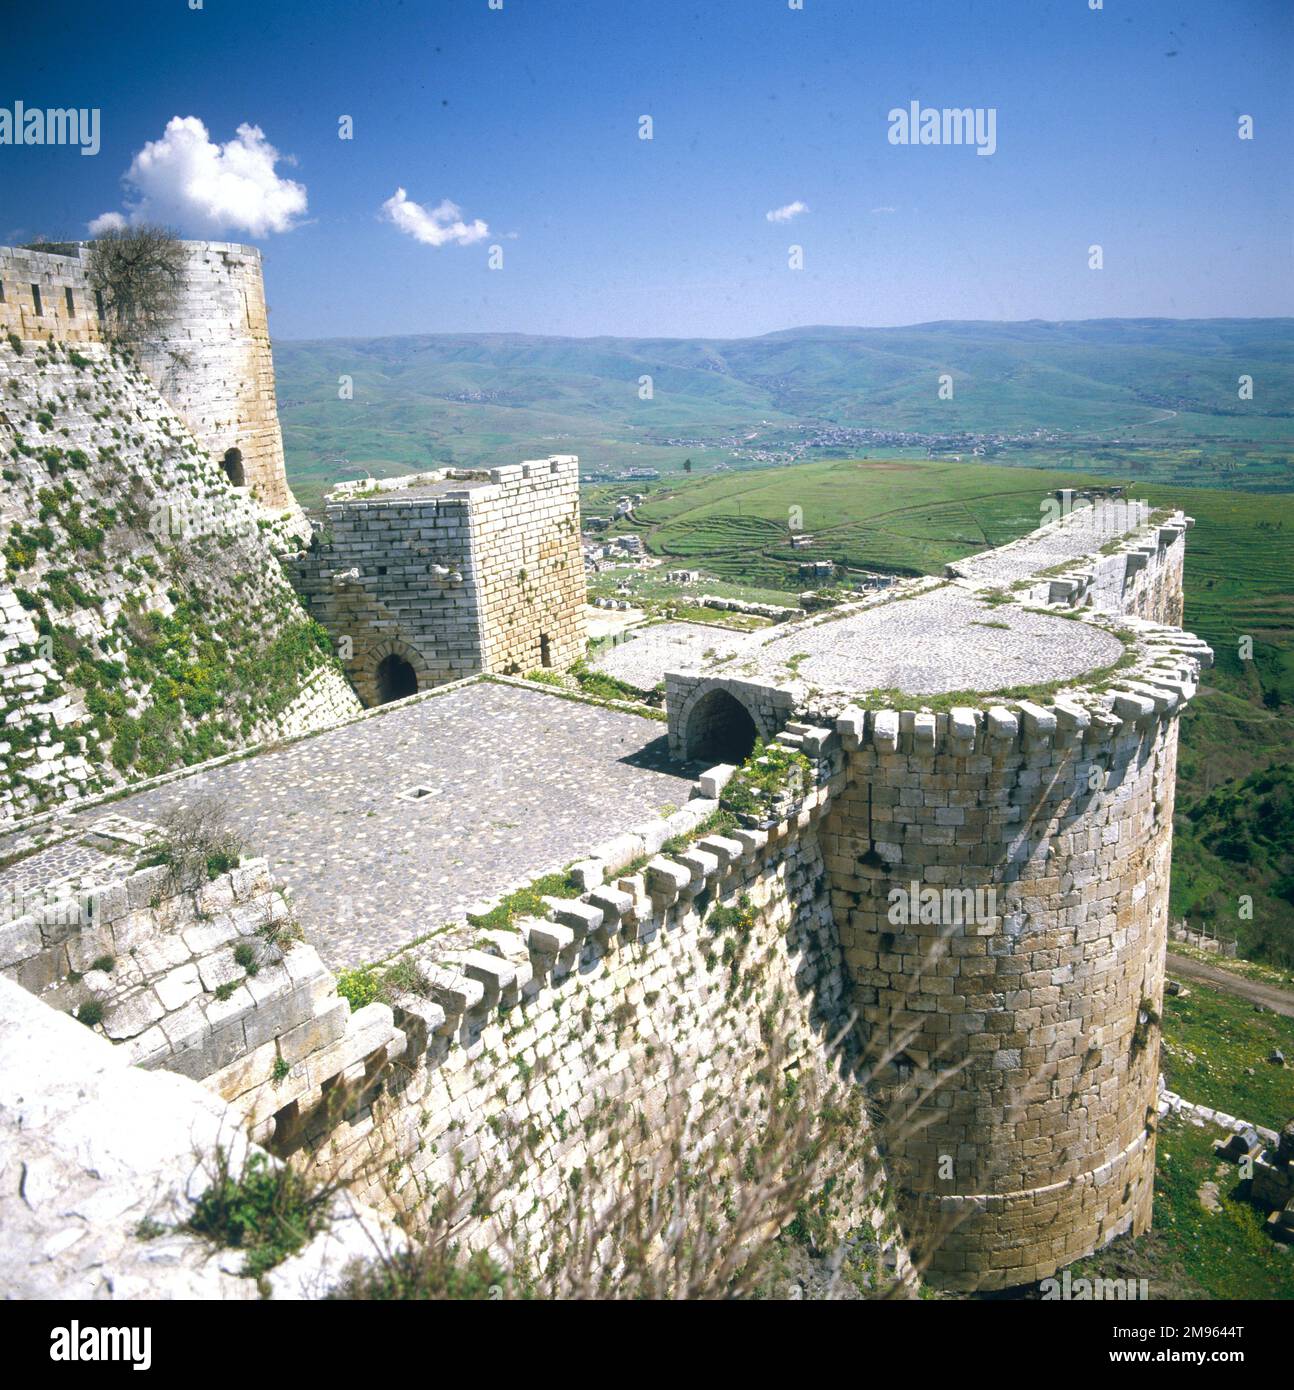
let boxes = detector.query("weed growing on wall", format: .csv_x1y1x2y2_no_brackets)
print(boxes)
721,740,812,820
188,1148,335,1281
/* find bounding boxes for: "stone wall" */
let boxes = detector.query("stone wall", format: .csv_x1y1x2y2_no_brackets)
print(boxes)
0,773,910,1294
0,336,360,823
0,968,394,1300
275,781,902,1277
0,240,298,518
0,245,104,343
954,502,1191,626
0,848,400,1114
292,458,586,705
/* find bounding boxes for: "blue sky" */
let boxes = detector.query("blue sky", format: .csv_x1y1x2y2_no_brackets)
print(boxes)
1,0,1289,339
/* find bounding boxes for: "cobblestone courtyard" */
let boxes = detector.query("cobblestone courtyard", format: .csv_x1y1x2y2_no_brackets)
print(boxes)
3,682,691,968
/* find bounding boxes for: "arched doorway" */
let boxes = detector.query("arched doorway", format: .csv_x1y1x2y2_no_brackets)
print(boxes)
375,653,418,704
684,687,758,764
222,448,245,487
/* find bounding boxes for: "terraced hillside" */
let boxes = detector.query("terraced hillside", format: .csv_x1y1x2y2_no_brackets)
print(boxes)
630,457,1116,588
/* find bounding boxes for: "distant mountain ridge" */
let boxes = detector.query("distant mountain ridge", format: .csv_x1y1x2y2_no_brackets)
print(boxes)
273,319,1294,503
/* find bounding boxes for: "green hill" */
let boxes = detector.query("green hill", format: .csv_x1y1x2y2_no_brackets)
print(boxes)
275,319,1294,505
1171,763,1294,966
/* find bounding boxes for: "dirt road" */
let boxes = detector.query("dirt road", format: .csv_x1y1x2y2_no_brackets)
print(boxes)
1166,951,1294,1019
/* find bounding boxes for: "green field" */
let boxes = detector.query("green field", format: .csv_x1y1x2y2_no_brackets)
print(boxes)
630,456,1118,588
1162,976,1294,1132
1059,1116,1294,1301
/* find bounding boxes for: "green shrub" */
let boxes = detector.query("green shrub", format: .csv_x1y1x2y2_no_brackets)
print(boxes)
335,1247,516,1301
188,1149,331,1280
336,966,382,1012
75,998,104,1027
466,870,582,931
570,658,643,703
721,740,812,818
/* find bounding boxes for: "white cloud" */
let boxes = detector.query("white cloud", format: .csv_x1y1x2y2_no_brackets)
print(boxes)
871,205,897,214
89,116,307,238
765,200,808,224
87,211,127,235
381,188,489,248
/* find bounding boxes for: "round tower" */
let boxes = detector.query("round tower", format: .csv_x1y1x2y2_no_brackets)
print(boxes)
665,506,1208,1290
824,676,1196,1289
134,241,298,515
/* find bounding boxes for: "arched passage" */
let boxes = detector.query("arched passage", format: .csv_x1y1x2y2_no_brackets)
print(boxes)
684,686,758,765
222,448,245,487
375,653,418,704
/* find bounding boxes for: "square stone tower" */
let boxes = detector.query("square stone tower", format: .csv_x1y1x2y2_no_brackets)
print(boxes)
291,456,586,705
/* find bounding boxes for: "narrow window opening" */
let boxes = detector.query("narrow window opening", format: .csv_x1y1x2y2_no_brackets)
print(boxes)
94,289,106,320
539,634,553,668
64,287,75,315
31,285,42,316
221,447,245,487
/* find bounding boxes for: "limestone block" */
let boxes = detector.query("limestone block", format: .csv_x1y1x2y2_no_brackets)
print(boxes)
645,857,691,904
0,915,40,969
873,711,900,752
698,764,736,798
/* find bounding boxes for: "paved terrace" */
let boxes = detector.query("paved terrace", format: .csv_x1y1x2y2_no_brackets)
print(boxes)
947,498,1153,587
0,682,691,969
592,505,1161,701
734,584,1126,697
591,588,1126,702
590,621,758,691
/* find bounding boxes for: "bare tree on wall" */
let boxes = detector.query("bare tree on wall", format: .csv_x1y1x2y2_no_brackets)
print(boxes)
87,225,188,361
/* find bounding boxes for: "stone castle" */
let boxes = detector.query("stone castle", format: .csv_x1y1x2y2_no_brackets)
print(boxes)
0,236,1241,1298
